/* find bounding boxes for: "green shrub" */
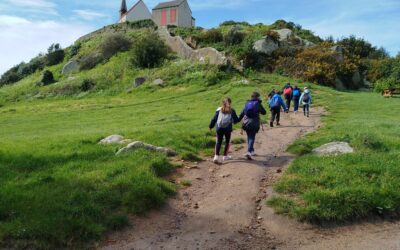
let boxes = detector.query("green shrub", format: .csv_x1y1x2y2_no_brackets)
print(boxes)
100,34,132,60
41,70,55,85
224,26,246,46
69,42,81,58
127,19,155,29
80,79,95,92
201,29,223,44
79,53,104,71
131,33,168,68
46,43,65,66
374,77,399,93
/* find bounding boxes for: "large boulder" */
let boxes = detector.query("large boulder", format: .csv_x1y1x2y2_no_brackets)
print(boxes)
274,28,293,42
62,60,79,75
253,36,279,55
312,142,354,156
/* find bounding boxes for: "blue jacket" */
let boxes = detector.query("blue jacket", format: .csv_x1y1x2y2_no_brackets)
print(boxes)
238,99,267,121
299,92,312,105
269,94,287,110
209,108,240,132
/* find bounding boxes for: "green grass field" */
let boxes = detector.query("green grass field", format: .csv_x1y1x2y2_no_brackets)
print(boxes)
0,69,310,248
268,93,400,222
1,24,399,248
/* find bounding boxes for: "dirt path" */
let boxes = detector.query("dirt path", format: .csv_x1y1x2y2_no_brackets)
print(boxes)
100,107,400,250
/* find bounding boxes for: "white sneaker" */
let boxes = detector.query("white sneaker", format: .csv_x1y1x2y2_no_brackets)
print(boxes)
223,155,233,162
250,151,256,156
245,152,252,160
213,155,220,164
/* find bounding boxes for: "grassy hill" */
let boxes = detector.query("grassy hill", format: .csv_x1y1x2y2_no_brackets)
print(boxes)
0,21,400,248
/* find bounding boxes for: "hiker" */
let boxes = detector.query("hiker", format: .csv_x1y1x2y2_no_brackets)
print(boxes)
299,87,312,117
209,97,240,163
239,92,267,160
269,90,287,127
292,86,302,113
283,83,293,112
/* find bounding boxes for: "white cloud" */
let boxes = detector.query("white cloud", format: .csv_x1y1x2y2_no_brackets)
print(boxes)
0,15,93,75
5,0,58,15
73,9,108,21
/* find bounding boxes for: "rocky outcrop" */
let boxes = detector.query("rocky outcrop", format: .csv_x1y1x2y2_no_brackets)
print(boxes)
253,37,279,55
62,60,79,75
312,142,354,156
116,141,178,157
253,28,314,55
157,27,227,66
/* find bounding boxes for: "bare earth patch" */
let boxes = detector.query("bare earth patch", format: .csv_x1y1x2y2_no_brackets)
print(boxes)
100,107,400,250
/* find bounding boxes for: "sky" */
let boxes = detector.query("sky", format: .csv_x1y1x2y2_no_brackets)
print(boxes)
0,0,399,75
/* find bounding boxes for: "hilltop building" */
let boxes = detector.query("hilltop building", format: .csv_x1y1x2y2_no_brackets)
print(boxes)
119,0,195,28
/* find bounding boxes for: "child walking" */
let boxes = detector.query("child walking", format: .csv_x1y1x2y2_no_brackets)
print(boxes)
269,91,287,127
209,97,240,164
292,86,301,113
299,88,312,117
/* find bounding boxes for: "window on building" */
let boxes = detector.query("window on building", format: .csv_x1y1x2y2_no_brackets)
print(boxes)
161,10,167,25
170,9,176,23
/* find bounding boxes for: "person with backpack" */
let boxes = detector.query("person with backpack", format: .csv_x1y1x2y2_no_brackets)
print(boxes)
239,92,267,160
292,86,302,113
299,87,312,117
269,91,287,127
283,83,293,112
209,97,240,164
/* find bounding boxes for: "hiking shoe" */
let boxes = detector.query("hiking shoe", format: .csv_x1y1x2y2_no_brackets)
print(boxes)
270,122,274,128
213,155,220,164
245,152,252,160
223,155,233,162
276,122,281,126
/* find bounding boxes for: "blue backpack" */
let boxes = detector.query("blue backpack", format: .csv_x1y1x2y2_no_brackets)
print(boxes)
244,100,259,118
293,89,300,97
269,96,280,109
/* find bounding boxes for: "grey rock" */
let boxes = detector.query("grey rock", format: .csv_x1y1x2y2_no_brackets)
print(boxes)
134,77,147,88
62,60,79,75
99,135,124,145
312,142,354,156
151,78,164,86
116,141,178,157
253,36,279,55
274,28,293,42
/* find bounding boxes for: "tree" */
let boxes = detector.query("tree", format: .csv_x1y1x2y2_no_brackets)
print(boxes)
46,43,65,66
131,33,168,68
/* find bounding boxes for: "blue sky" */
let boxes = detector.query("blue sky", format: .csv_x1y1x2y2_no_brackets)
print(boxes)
1,0,399,75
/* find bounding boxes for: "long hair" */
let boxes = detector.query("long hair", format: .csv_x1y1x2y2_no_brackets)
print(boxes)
221,97,232,114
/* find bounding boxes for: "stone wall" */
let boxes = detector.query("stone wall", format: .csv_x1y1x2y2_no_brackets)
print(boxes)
157,27,227,65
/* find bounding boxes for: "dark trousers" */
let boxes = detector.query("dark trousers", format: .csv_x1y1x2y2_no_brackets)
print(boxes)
270,107,281,123
215,129,231,156
246,130,256,153
303,104,310,116
285,95,292,111
293,96,300,112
